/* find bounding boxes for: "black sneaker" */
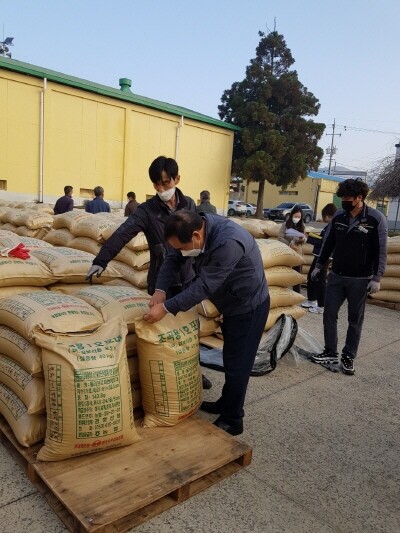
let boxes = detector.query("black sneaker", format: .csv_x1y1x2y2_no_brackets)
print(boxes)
311,350,339,365
341,355,355,375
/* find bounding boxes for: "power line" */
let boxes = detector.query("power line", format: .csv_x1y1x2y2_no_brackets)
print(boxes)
336,124,400,136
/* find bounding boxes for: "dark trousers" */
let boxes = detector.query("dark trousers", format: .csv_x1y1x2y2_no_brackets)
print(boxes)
323,272,369,359
292,265,302,294
307,256,328,307
218,296,270,424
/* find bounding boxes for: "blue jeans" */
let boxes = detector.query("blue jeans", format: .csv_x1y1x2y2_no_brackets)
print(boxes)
323,272,369,359
218,296,270,423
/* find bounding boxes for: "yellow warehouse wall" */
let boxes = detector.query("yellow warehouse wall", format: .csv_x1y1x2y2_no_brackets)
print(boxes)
0,68,233,211
246,177,318,210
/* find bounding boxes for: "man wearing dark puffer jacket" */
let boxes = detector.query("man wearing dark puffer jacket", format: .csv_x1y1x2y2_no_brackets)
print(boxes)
86,156,212,390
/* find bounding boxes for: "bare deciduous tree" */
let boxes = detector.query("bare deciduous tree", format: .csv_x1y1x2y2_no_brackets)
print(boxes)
369,156,400,200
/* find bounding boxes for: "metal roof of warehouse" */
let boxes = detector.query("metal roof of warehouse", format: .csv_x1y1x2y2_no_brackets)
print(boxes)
308,171,345,182
0,56,240,132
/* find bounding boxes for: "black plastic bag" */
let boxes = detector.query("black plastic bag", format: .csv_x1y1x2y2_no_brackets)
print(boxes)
200,314,298,376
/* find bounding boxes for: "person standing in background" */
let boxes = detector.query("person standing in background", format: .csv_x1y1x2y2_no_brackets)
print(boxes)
278,205,306,293
124,191,140,216
54,185,74,215
311,179,387,375
302,203,337,314
85,186,111,214
196,190,217,214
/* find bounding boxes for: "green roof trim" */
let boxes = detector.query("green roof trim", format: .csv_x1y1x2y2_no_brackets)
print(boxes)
0,57,240,132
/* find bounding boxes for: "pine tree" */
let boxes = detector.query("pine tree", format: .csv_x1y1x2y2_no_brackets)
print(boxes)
219,31,325,218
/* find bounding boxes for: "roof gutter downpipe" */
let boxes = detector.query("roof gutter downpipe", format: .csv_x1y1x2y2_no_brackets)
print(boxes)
39,78,47,202
175,116,184,162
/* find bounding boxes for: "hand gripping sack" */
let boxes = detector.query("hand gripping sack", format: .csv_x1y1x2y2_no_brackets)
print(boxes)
135,309,202,427
33,317,140,461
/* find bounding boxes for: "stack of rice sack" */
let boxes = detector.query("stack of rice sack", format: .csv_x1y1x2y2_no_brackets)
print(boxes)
370,236,400,304
46,211,150,290
0,290,140,460
197,238,307,348
0,203,53,239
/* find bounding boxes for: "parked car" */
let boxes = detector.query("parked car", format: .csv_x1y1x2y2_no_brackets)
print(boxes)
263,208,271,219
268,202,314,223
227,200,247,216
244,203,257,216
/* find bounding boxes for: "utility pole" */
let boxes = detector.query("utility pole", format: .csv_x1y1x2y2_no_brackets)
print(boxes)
325,119,341,175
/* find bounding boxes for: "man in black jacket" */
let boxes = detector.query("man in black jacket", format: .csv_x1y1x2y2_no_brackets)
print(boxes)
86,156,195,295
144,210,270,435
86,156,212,390
311,179,387,375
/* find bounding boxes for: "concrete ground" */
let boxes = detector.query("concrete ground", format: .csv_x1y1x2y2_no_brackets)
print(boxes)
0,299,399,533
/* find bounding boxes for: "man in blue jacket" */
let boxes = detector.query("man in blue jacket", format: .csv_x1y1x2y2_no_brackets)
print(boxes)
311,179,387,375
85,186,111,214
144,210,270,435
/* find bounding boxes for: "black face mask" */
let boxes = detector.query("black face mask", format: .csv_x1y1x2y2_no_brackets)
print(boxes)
341,200,354,212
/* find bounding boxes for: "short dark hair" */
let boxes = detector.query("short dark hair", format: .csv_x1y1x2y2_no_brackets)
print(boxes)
164,210,203,243
200,190,210,202
321,203,337,218
127,191,136,200
336,178,369,199
93,186,104,197
148,156,179,184
64,185,73,195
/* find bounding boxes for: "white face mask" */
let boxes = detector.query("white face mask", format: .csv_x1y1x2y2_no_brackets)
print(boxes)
180,238,202,257
157,187,176,202
292,217,301,224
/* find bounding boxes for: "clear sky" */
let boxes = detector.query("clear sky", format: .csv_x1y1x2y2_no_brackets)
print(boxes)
1,0,399,175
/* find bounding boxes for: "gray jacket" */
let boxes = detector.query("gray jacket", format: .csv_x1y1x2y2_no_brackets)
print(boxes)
156,214,268,316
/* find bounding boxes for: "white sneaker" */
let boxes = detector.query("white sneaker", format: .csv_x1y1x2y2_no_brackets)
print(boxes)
301,300,317,308
309,306,324,314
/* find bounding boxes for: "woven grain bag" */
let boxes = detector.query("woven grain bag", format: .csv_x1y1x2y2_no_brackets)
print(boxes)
109,260,148,289
380,277,400,291
102,226,149,252
34,317,140,461
0,256,54,287
0,325,43,375
43,228,74,247
269,286,305,308
256,239,305,268
0,286,47,298
0,383,46,447
14,226,41,238
52,210,91,230
68,236,102,256
70,216,116,242
0,292,103,340
135,309,202,427
0,354,45,413
74,285,150,333
265,306,307,330
199,315,218,337
114,248,150,270
264,266,306,288
10,210,53,229
196,299,220,318
370,290,400,303
387,237,400,254
30,247,121,283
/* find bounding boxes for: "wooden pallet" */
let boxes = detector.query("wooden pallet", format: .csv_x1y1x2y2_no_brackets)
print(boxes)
0,414,252,532
366,298,400,311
